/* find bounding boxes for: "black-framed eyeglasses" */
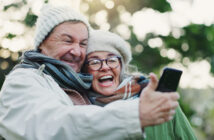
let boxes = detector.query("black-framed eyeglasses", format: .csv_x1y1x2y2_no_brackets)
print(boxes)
86,56,121,71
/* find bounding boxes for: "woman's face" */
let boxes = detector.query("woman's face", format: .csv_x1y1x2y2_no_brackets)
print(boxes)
86,51,121,96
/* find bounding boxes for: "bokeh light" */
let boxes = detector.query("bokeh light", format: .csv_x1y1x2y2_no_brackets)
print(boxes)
11,52,19,61
80,2,89,12
95,10,108,26
116,24,130,39
0,61,9,70
105,0,114,9
119,11,131,25
0,49,10,59
134,44,144,53
148,37,163,48
132,8,171,40
181,43,189,52
172,60,214,88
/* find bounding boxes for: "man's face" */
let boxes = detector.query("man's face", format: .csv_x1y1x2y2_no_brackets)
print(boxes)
39,22,88,72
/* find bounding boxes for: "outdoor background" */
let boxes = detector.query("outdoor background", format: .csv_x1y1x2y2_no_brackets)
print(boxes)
0,0,214,139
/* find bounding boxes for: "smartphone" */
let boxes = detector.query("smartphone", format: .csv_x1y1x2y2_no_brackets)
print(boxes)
156,67,183,92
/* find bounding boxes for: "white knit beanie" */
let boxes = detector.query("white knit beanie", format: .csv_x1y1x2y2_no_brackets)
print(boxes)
34,4,90,50
87,30,132,65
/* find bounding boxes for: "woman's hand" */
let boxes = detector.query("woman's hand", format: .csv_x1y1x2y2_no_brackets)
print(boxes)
139,73,180,127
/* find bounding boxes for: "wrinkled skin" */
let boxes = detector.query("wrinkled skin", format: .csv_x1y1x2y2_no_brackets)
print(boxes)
39,22,88,72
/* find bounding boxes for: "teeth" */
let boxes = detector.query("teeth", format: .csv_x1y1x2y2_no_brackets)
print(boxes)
100,75,112,80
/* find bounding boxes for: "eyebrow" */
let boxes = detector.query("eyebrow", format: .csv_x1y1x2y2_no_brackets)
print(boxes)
108,53,116,57
87,56,99,60
61,33,72,38
87,53,117,60
61,33,88,42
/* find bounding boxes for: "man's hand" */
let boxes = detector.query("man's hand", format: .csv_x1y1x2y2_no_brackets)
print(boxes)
139,73,180,127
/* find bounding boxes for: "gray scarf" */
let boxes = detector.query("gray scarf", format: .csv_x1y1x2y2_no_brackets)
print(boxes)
14,50,93,93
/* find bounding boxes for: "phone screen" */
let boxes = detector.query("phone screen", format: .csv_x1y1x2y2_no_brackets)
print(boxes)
156,67,182,92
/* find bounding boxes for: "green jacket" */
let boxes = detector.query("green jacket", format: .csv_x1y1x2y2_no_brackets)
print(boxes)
145,106,197,140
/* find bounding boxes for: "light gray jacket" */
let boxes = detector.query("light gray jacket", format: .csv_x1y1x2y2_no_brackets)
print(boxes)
0,68,143,140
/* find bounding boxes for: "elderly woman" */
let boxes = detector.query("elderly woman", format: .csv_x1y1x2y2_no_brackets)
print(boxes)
83,30,197,140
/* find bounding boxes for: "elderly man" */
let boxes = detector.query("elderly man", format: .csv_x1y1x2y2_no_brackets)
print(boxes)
0,4,180,140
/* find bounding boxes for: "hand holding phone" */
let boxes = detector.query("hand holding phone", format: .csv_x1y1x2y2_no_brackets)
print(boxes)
156,67,182,92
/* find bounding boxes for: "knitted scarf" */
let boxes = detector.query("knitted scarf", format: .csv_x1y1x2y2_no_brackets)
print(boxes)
14,50,93,94
88,75,149,106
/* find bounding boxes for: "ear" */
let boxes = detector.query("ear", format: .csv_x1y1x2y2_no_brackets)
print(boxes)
37,45,42,52
39,43,48,56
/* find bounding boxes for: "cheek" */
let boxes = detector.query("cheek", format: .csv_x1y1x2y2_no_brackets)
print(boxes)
88,69,97,79
86,68,96,80
86,68,93,74
56,46,70,55
113,68,121,88
81,48,87,58
90,72,100,91
54,46,72,59
115,67,121,80
78,48,87,64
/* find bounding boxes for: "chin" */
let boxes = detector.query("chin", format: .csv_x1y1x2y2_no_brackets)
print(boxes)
71,65,80,72
63,62,80,72
74,68,80,72
99,90,115,96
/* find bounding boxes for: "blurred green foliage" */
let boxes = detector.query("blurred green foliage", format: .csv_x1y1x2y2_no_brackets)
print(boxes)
162,24,214,65
5,33,16,39
129,30,173,73
24,10,38,27
3,0,27,11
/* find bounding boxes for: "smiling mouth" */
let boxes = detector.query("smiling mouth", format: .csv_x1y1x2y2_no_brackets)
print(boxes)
61,58,80,65
61,60,79,70
60,54,81,64
62,60,75,65
98,75,113,83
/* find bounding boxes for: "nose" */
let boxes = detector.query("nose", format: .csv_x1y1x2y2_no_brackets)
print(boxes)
69,43,81,57
100,60,110,71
